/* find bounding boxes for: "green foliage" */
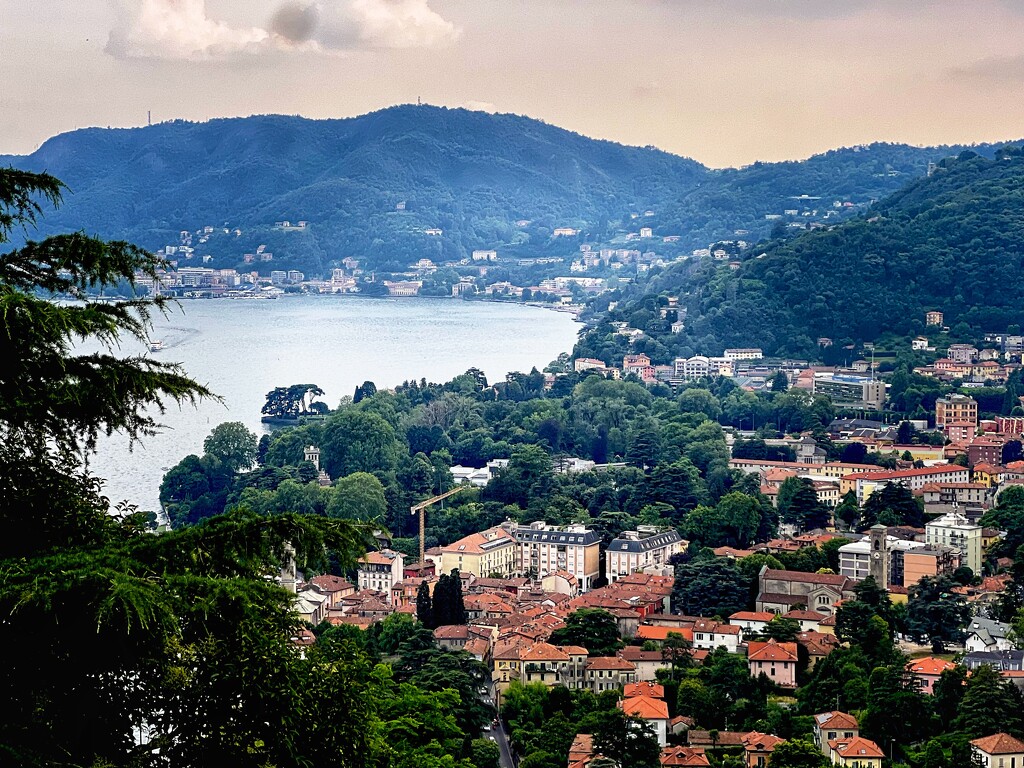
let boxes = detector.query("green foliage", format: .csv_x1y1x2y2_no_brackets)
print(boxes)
203,421,259,472
672,558,751,617
432,569,467,627
548,608,623,656
952,663,1024,738
768,738,828,768
327,471,389,521
905,575,972,651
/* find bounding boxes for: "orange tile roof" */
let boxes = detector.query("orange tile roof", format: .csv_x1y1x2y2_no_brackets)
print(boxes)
747,640,798,662
625,682,665,699
660,746,710,766
743,732,785,753
830,737,885,759
520,642,570,662
587,656,636,671
783,609,830,621
730,611,777,622
907,657,956,676
620,695,670,720
814,711,859,730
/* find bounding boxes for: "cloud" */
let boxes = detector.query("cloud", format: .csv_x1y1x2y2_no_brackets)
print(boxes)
106,0,460,61
106,0,269,60
950,54,1024,83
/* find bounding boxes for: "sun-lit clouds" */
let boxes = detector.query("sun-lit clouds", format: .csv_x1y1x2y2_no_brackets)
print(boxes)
104,0,460,60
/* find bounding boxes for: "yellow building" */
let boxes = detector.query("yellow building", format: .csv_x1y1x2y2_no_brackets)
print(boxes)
440,526,517,578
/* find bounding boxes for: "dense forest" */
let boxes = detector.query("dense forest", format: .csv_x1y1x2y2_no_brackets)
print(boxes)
577,146,1024,362
2,106,1007,279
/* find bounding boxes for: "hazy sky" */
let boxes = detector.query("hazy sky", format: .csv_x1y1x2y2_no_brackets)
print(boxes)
3,0,1024,167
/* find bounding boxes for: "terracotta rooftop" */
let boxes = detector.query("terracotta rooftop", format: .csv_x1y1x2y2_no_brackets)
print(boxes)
520,642,570,662
814,711,859,730
730,611,777,622
587,656,636,671
763,569,851,587
748,640,798,662
620,695,670,720
625,682,665,699
908,657,956,676
829,737,885,759
783,609,831,621
660,746,710,766
309,574,355,593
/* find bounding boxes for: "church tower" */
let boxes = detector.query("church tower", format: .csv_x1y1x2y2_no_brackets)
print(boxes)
304,445,321,471
868,523,889,588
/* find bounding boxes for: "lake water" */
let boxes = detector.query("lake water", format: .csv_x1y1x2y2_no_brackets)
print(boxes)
90,295,582,511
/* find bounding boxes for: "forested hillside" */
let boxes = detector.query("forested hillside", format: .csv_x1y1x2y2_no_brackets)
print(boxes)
578,147,1024,363
2,106,1006,279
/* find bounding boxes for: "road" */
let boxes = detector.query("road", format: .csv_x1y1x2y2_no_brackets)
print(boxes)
483,681,516,768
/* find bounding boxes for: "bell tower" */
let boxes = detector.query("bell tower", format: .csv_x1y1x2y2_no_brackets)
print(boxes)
304,445,321,471
868,523,889,588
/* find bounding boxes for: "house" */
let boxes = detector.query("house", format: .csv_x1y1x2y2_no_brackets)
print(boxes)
729,611,776,634
971,733,1024,768
781,609,830,632
796,631,840,668
813,711,859,756
743,732,785,768
624,682,665,699
660,746,710,766
747,640,798,688
828,736,885,767
619,694,670,746
966,617,1014,653
691,619,742,653
585,656,637,692
907,656,956,694
440,525,518,578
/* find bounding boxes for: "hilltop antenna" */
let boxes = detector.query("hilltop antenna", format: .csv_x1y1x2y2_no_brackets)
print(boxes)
417,96,421,106
147,110,151,126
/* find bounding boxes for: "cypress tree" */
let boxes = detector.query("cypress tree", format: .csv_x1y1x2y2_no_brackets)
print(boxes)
415,579,434,629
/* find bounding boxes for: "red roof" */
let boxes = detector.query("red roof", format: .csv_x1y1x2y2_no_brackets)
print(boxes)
586,656,636,671
624,682,665,699
815,711,858,730
620,695,670,720
748,639,798,662
841,464,967,481
636,625,694,642
972,733,1024,755
830,737,885,759
660,746,710,766
908,657,956,676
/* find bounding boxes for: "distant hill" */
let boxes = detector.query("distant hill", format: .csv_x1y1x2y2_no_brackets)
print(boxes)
1,105,1014,278
577,147,1024,363
0,106,705,276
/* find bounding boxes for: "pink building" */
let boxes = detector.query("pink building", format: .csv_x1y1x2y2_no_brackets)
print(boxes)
747,639,798,689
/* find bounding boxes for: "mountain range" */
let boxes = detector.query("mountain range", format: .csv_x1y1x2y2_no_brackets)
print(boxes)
2,105,1009,277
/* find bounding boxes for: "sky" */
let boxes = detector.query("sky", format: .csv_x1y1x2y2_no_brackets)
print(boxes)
3,0,1024,167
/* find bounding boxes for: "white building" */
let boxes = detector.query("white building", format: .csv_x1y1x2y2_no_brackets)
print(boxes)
606,527,685,582
926,511,983,574
357,549,405,602
724,348,764,361
507,521,602,591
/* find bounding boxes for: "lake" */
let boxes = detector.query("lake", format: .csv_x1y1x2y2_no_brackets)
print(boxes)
90,295,582,511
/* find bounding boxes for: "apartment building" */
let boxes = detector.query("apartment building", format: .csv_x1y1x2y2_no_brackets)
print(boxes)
440,526,518,578
509,521,602,591
936,394,978,427
606,527,685,582
357,549,405,601
926,511,983,573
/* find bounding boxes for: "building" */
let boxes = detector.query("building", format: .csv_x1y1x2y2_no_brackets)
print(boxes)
585,656,637,692
828,737,885,767
690,619,742,653
907,656,956,694
606,527,685,582
747,640,798,688
948,344,980,363
936,394,978,428
971,733,1024,768
440,526,518,578
357,549,405,601
847,465,971,505
619,694,670,746
965,618,1013,653
812,373,886,410
813,712,859,756
756,568,855,615
509,521,602,591
925,310,944,326
743,733,785,768
724,348,764,361
926,511,983,574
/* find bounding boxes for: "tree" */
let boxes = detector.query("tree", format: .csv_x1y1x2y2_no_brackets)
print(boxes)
768,738,827,768
764,616,800,642
203,421,259,472
548,608,622,656
326,472,388,521
321,409,402,478
859,481,923,529
589,709,661,768
0,169,380,767
953,662,1024,737
672,559,750,617
471,738,501,768
416,579,435,629
770,371,790,393
432,569,467,627
906,575,971,651
261,383,326,419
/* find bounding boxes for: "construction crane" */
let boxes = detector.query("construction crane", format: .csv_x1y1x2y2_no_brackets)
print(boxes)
411,485,468,564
